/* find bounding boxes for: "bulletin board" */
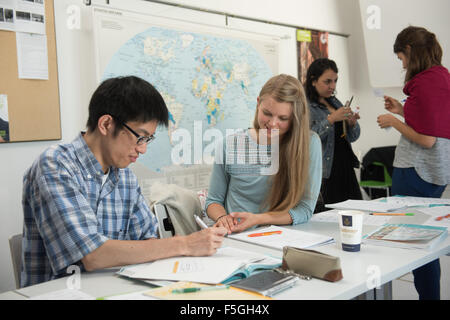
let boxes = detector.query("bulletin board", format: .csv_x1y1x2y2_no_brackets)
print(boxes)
0,0,60,143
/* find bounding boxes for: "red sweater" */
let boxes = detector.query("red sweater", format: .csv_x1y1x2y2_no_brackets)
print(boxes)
403,65,450,139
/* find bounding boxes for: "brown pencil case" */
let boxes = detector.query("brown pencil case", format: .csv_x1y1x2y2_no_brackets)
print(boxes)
280,246,343,282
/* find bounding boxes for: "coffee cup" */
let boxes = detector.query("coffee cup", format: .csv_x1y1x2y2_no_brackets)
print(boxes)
338,210,364,252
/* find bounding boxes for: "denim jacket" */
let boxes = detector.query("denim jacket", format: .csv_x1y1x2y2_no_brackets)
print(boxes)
308,96,360,179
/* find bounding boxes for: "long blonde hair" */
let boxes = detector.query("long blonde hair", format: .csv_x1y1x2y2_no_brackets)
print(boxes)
253,74,311,212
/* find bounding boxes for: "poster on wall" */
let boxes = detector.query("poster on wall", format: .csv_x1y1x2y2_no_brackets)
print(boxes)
92,6,280,191
296,29,329,85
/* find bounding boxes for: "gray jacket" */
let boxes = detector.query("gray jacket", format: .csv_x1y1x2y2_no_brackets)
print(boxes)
308,96,360,179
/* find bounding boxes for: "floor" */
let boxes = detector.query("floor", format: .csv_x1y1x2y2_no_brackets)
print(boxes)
392,254,450,300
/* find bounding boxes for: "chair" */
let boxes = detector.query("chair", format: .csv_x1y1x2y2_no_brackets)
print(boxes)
9,234,22,289
359,161,392,198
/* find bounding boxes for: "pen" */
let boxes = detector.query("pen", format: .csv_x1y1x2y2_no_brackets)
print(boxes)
194,214,208,229
370,212,415,216
171,285,230,294
248,230,282,237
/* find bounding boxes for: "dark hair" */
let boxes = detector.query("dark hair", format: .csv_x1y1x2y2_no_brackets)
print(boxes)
304,58,338,103
86,76,169,133
394,26,442,83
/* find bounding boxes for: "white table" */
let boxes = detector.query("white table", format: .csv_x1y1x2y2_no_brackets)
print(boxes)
1,210,449,300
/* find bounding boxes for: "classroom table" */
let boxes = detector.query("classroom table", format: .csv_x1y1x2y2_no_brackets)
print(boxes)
1,209,449,300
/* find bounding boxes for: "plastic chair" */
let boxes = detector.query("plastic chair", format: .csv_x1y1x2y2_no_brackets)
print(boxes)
359,161,392,198
9,234,22,289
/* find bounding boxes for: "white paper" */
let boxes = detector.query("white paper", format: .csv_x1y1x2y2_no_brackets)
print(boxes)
373,88,384,98
228,225,334,250
103,290,158,300
311,210,391,226
0,94,9,121
417,206,450,229
325,199,405,212
0,5,16,31
0,0,46,34
385,196,450,208
16,32,48,79
117,247,268,284
30,288,95,300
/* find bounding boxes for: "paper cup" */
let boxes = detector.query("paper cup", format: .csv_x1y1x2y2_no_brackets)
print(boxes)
338,210,364,252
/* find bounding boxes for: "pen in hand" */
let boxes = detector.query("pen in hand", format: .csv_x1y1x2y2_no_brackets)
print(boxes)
194,214,209,229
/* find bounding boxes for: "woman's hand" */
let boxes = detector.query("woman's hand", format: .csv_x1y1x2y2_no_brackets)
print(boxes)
328,106,353,124
377,114,399,129
346,109,360,127
384,96,404,116
213,215,237,235
228,212,261,233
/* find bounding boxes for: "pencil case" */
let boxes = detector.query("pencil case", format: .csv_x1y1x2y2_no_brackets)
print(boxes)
279,246,343,282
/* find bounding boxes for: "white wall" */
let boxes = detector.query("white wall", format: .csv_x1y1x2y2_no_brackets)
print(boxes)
0,0,447,293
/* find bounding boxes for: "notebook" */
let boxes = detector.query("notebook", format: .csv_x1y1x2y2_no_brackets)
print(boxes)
228,225,334,250
116,246,281,284
231,270,298,297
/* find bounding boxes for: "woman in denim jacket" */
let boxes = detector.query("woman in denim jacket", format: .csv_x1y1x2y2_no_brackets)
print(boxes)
305,58,362,210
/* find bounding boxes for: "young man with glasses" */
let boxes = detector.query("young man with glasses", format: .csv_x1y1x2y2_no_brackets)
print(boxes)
21,76,227,287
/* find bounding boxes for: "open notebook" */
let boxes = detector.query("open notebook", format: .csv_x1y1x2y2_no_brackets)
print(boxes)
117,247,281,284
228,225,334,250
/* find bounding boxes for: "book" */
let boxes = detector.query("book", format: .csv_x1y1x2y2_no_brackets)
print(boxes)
228,225,334,250
116,246,281,284
363,223,448,250
231,270,298,297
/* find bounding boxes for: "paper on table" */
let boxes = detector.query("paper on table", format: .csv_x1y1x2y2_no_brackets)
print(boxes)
16,32,48,80
325,199,404,212
30,288,95,300
311,210,391,226
228,225,334,250
100,290,158,300
117,247,268,284
385,196,450,208
144,281,269,300
416,206,450,229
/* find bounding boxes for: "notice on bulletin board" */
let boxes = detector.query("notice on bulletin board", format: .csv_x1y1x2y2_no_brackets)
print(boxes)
0,94,10,143
0,0,46,34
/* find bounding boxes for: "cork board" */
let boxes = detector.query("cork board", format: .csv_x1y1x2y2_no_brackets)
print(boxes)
0,0,61,143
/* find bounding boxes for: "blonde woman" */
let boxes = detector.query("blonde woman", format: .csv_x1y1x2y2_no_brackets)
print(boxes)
206,74,322,233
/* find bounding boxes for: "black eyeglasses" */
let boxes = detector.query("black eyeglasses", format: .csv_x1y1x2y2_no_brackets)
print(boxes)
122,123,156,146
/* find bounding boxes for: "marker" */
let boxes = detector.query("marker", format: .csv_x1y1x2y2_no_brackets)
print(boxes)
172,261,179,274
194,214,208,229
248,230,282,237
172,285,230,294
435,214,450,221
370,212,415,216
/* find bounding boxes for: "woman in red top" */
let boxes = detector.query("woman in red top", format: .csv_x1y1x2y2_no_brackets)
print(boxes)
377,26,450,300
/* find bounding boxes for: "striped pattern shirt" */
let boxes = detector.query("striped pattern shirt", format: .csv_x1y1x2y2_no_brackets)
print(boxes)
21,133,158,287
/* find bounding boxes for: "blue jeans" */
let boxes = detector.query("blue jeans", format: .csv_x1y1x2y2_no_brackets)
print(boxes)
392,167,446,300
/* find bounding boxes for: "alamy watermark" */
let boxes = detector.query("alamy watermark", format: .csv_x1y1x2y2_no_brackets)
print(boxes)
170,121,279,176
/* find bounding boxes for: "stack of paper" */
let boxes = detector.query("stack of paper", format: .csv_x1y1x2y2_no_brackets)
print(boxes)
228,225,334,250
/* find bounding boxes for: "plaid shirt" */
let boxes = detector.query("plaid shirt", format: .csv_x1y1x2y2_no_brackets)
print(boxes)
21,133,158,287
